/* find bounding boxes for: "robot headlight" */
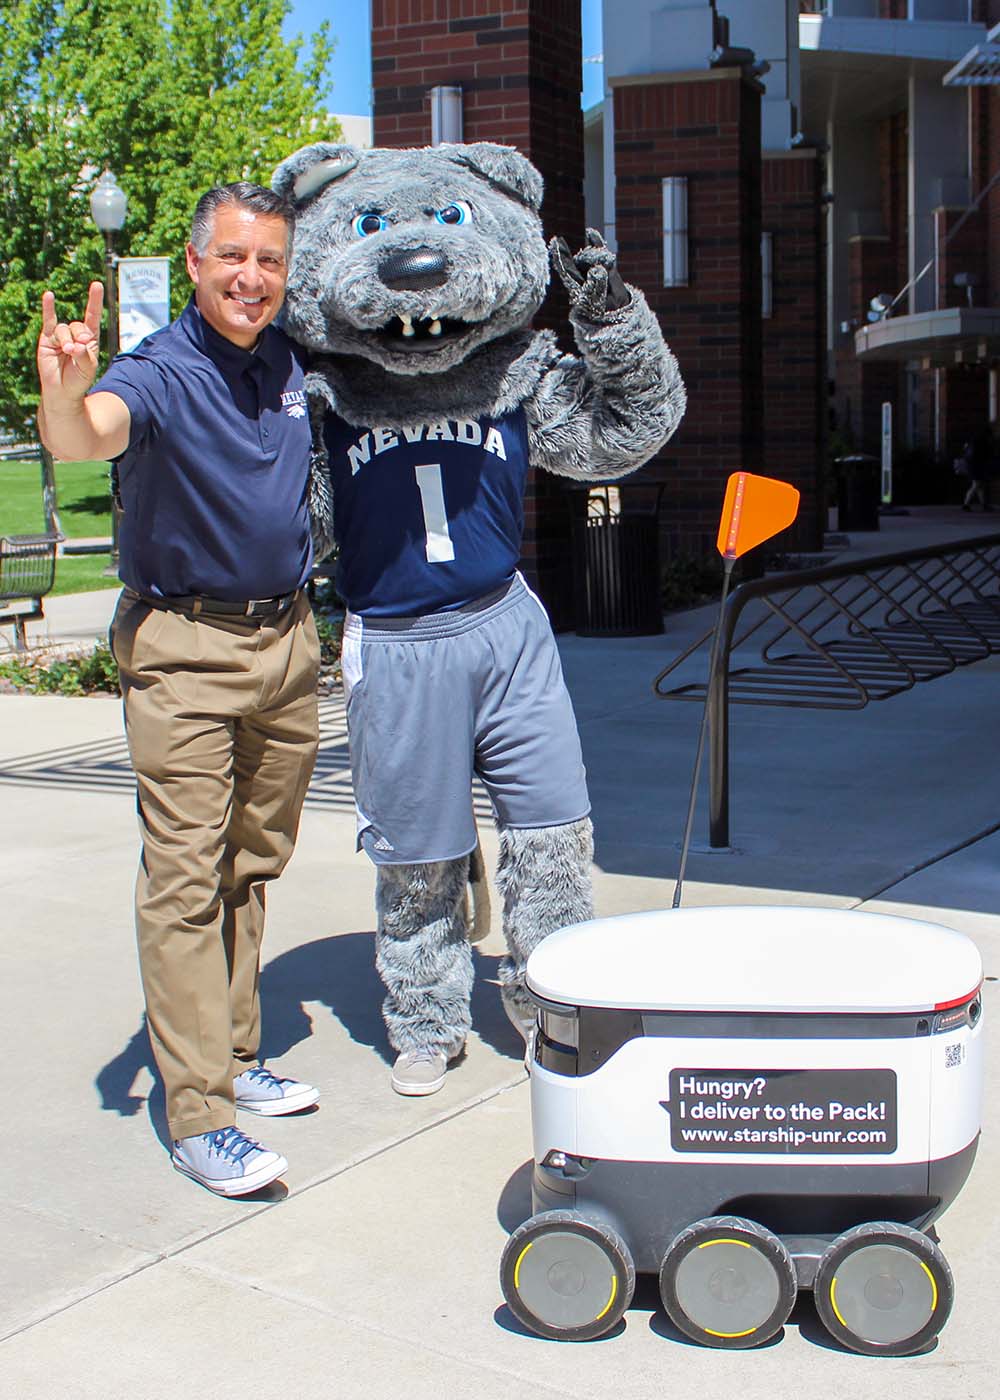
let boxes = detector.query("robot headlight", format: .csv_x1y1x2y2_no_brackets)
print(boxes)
540,1149,593,1179
539,1005,579,1050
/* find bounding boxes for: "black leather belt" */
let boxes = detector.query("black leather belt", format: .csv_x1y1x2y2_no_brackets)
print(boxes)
129,589,300,620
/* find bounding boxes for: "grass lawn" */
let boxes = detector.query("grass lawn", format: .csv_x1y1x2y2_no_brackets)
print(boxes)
3,457,118,595
2,458,112,537
50,553,121,597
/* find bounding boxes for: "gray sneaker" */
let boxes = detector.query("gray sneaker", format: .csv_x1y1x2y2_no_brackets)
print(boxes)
171,1127,287,1196
234,1065,319,1116
391,1046,456,1097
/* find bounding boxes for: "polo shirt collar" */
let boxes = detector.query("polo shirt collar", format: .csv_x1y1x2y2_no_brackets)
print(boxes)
179,296,283,372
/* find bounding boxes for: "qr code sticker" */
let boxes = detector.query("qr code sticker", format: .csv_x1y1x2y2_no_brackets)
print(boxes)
945,1043,964,1068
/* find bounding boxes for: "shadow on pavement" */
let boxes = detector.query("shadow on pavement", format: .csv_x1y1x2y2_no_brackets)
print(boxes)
95,931,526,1138
495,1158,533,1233
492,1303,627,1342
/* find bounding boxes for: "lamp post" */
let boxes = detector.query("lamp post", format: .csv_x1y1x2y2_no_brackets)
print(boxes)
89,169,127,573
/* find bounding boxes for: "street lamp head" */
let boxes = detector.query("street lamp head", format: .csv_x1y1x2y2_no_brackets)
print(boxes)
90,169,127,232
867,292,894,322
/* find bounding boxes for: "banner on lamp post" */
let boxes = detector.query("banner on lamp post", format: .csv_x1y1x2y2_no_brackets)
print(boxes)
116,257,171,353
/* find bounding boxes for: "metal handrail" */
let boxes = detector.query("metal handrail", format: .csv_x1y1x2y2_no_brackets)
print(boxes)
653,533,1000,848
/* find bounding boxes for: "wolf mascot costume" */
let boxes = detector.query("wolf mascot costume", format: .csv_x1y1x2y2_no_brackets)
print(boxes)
272,141,685,1095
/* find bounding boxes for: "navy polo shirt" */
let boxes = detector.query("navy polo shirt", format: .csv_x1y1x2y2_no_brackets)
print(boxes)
92,298,313,601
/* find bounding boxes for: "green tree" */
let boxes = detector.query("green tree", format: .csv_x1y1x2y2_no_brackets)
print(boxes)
0,0,339,434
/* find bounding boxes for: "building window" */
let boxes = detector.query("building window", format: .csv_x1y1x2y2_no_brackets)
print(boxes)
662,176,689,287
430,86,463,146
761,231,773,318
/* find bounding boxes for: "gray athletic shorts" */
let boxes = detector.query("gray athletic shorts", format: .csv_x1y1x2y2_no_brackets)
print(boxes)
340,573,590,865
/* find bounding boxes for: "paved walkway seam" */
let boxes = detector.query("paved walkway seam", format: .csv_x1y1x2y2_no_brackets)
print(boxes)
2,1069,526,1346
171,1254,573,1397
861,816,1000,902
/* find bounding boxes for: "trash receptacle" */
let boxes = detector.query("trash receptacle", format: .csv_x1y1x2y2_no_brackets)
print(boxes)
835,454,880,531
573,485,664,636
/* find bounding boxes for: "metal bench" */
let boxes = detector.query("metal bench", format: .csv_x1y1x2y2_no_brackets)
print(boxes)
0,444,63,649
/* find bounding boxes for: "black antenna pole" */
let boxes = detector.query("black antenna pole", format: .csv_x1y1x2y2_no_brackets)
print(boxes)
672,554,736,909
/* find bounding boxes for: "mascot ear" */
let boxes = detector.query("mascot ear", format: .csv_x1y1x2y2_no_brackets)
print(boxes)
440,142,543,213
272,143,361,207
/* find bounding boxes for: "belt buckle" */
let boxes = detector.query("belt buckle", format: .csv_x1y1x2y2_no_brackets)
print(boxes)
245,598,269,616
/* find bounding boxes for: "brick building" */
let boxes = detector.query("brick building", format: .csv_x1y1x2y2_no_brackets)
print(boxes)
371,0,586,627
809,2,1000,500
587,2,822,559
368,2,1000,623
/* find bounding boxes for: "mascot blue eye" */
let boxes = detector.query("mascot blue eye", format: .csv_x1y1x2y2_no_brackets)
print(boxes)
435,202,471,227
353,212,387,237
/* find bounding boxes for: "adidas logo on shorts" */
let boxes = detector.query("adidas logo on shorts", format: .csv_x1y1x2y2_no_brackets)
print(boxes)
372,835,395,852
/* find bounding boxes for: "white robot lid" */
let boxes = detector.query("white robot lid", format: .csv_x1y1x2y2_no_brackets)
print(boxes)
525,905,983,1014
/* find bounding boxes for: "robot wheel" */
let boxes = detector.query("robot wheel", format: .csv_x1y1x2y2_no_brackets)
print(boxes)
500,1210,635,1341
658,1215,798,1349
813,1221,954,1356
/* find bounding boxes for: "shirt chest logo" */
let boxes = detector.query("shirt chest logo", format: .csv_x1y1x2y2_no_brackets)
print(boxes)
282,389,307,419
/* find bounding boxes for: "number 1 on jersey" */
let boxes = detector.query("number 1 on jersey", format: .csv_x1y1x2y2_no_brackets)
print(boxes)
414,463,455,563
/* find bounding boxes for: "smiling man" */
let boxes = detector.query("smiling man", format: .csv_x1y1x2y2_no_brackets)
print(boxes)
37,183,322,1197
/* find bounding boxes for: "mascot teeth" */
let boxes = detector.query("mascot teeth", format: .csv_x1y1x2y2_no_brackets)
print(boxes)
429,319,442,336
399,313,415,338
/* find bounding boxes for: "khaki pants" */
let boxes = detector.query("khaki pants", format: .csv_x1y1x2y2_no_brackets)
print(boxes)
110,591,320,1141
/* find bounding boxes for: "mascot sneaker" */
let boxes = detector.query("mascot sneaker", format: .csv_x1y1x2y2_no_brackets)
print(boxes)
391,1046,459,1096
171,1127,287,1196
234,1065,320,1116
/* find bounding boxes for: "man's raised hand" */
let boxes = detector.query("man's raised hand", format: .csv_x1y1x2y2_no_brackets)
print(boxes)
37,281,105,404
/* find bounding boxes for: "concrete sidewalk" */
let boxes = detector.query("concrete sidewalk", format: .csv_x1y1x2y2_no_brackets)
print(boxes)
1,507,997,1398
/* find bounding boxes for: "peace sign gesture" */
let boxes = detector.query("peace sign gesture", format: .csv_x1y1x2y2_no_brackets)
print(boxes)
37,281,105,405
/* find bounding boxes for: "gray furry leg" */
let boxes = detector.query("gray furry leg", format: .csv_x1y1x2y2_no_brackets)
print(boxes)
375,857,473,1057
495,818,594,1023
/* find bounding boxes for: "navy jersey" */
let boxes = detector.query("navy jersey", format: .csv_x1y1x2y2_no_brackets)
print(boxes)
325,409,530,615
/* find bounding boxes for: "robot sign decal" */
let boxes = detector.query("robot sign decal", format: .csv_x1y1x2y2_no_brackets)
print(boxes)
664,1068,898,1155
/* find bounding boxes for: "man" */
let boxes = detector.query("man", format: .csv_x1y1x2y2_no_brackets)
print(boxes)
37,183,322,1196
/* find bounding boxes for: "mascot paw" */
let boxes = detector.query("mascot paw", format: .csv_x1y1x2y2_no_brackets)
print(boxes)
549,228,631,318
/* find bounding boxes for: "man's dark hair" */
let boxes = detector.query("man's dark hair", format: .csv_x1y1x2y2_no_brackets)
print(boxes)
190,182,295,255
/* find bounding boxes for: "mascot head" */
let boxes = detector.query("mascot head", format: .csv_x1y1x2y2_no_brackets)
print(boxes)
272,141,548,376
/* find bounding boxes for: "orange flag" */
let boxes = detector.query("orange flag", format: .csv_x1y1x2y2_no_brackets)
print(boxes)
716,471,800,561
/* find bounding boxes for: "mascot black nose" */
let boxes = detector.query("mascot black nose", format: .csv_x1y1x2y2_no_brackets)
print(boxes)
377,247,449,291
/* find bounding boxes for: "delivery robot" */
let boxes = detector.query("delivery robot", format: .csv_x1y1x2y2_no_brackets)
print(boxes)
499,477,985,1356
500,904,983,1355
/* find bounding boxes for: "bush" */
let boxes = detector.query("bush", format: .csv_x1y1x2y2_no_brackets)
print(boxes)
1,613,343,697
0,641,120,696
313,609,343,681
660,550,777,608
661,554,724,610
